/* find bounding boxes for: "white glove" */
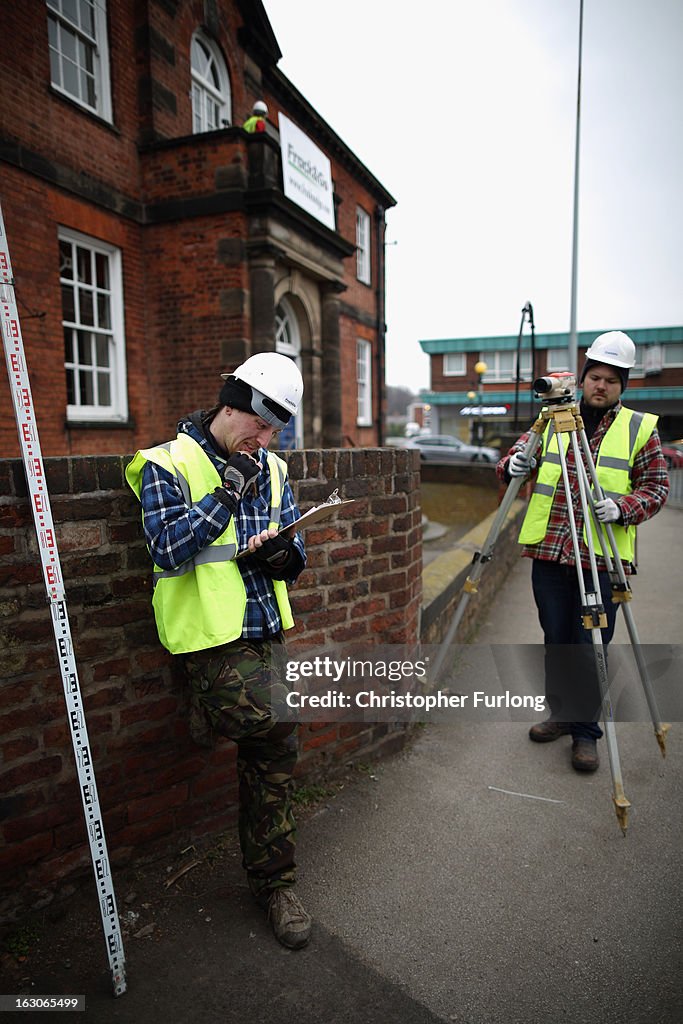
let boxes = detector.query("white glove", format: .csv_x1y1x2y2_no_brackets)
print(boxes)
593,497,621,523
508,451,537,478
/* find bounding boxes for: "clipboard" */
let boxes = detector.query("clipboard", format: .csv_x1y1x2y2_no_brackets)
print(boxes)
285,488,356,531
235,489,356,558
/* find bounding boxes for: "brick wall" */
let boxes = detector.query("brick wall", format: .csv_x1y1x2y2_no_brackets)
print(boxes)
0,176,148,459
429,351,683,393
1,1,394,460
0,447,421,920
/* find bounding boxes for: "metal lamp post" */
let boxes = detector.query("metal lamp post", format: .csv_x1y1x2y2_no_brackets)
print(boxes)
466,390,476,443
474,360,488,445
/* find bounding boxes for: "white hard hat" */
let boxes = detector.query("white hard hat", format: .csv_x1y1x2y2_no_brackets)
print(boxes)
252,100,268,116
221,352,303,428
584,331,636,369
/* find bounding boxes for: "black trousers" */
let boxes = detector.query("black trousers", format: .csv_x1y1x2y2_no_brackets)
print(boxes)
531,559,620,740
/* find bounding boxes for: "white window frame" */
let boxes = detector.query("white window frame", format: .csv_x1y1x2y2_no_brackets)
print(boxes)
46,0,112,121
481,350,532,383
629,345,645,379
546,348,570,372
443,353,466,376
356,207,371,285
356,338,372,426
59,227,128,423
191,31,231,133
662,342,683,367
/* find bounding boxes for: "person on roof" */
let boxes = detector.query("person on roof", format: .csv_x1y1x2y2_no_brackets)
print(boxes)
243,100,268,133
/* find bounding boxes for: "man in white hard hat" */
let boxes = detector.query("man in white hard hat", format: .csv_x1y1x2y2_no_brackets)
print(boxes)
126,351,311,949
243,100,268,133
497,331,669,773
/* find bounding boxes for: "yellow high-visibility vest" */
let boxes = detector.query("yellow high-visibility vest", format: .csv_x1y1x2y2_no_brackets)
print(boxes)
126,433,294,654
243,115,265,133
518,406,657,562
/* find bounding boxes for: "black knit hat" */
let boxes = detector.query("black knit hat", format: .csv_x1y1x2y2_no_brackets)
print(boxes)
579,358,629,393
218,376,256,414
218,375,291,425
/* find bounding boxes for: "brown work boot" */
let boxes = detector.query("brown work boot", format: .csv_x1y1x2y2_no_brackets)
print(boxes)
571,738,599,772
266,888,312,950
529,720,571,743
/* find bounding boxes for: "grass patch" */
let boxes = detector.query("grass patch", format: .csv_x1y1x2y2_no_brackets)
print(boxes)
420,481,499,529
5,921,41,961
291,783,337,808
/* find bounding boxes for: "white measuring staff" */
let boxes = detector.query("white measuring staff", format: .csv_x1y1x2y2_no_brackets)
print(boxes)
0,203,126,997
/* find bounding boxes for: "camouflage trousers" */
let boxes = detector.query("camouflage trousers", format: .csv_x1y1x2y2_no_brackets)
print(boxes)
184,637,297,897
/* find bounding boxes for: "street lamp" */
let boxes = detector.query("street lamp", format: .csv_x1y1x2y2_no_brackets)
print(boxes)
466,390,476,443
473,360,488,446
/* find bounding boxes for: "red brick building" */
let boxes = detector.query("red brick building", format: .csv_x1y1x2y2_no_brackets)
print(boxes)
419,326,683,446
0,0,395,458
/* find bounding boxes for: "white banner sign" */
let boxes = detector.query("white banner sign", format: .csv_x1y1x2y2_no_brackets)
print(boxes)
460,406,510,416
279,113,335,231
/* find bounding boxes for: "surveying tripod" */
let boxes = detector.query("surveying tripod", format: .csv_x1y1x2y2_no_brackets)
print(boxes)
431,373,669,833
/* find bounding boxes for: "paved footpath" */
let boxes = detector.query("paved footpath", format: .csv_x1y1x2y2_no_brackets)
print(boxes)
300,505,682,1024
13,509,682,1024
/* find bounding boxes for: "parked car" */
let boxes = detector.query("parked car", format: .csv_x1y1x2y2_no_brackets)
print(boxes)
661,441,683,469
406,434,501,463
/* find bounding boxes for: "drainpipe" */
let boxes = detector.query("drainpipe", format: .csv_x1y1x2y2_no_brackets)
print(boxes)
375,204,386,446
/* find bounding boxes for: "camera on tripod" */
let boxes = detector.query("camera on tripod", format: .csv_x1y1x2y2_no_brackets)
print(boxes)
533,371,576,405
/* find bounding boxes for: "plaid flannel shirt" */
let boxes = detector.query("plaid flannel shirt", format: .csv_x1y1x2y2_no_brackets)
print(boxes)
496,402,669,573
139,418,306,638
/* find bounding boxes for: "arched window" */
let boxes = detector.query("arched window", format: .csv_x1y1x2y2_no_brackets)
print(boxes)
275,297,304,449
190,32,231,133
275,298,300,361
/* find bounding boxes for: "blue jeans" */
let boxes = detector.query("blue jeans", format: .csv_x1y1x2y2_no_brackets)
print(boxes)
531,559,620,741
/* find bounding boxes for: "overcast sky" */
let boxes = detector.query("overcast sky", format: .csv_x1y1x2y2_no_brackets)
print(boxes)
263,0,683,393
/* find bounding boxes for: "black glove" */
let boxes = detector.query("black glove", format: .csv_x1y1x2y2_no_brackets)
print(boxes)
249,532,300,579
222,451,261,497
